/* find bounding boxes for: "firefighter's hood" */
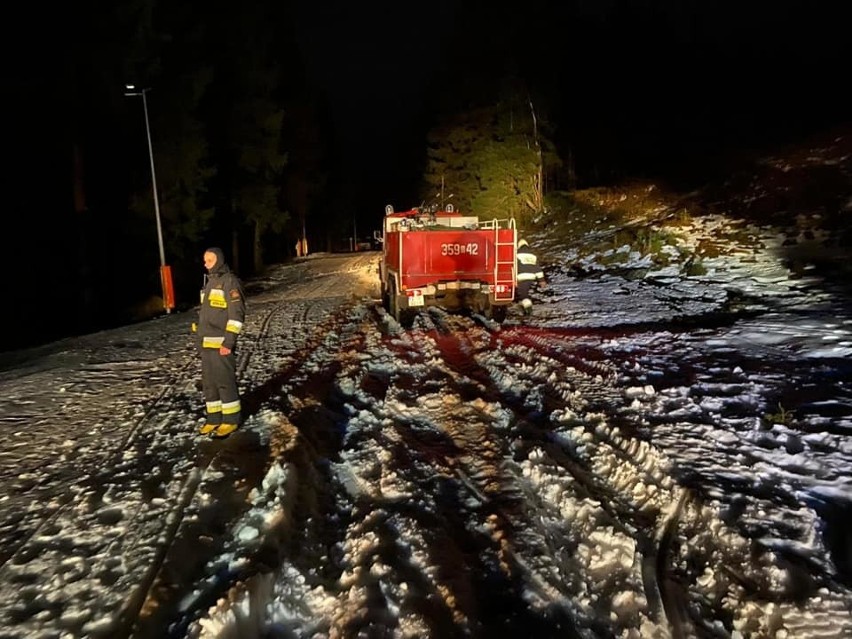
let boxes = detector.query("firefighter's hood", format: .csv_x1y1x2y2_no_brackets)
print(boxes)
205,247,230,275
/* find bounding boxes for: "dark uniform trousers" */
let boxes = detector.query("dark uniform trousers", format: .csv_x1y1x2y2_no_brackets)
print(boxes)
201,348,240,426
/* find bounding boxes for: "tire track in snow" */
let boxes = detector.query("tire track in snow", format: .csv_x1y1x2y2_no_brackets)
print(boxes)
377,319,587,635
422,317,694,636
0,287,357,637
124,298,306,638
183,247,852,638
0,349,198,569
188,305,586,637
0,340,199,566
0,297,300,636
184,302,702,637
180,300,377,638
129,297,358,638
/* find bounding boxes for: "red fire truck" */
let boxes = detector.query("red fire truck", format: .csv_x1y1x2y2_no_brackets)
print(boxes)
378,204,517,325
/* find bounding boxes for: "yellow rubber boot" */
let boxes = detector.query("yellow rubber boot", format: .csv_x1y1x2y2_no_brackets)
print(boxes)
212,423,238,438
199,422,218,435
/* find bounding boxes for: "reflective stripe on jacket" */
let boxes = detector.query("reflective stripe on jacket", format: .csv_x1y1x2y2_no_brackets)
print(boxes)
199,270,245,350
517,245,545,282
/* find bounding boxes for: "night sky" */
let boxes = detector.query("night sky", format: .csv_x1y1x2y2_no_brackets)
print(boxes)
1,0,848,349
292,0,847,201
291,0,461,212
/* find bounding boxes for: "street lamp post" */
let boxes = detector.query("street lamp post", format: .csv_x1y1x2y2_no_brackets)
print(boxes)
124,84,174,313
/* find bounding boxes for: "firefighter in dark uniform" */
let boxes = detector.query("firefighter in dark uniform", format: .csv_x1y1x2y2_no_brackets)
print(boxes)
516,238,547,315
197,247,245,438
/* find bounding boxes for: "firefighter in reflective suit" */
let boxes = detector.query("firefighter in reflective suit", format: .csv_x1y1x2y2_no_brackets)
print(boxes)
196,247,245,438
515,238,547,316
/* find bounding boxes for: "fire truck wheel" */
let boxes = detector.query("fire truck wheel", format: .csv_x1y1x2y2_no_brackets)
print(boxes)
399,310,415,329
388,277,401,323
380,283,389,312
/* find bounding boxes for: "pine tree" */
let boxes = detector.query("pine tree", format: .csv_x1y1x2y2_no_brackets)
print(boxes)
422,79,555,221
201,1,288,275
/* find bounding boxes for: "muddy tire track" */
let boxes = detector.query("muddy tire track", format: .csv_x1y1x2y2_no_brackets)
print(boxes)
187,306,584,637
181,301,707,637
356,319,585,636
418,316,692,636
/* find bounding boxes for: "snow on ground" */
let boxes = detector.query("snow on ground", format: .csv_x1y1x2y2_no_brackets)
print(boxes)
1,204,852,639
